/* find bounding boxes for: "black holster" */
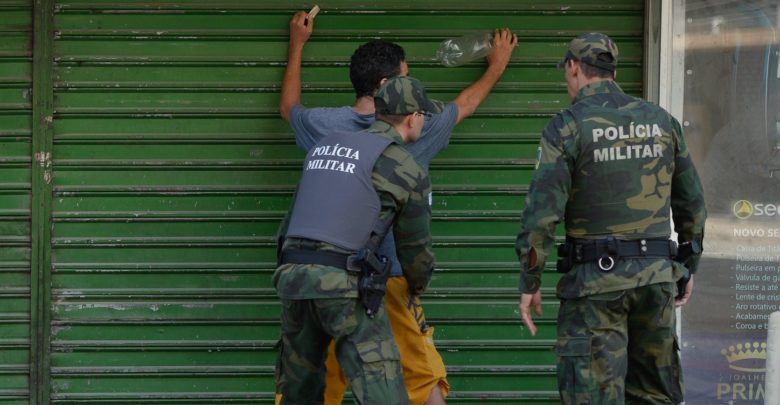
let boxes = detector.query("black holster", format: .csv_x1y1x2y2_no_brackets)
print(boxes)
674,240,702,299
355,248,392,318
556,242,574,274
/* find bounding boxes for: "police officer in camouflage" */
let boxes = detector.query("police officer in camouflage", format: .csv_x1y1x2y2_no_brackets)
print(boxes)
274,76,438,405
515,33,707,404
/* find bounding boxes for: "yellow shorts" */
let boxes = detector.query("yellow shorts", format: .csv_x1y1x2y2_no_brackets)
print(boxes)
323,277,448,405
275,277,448,405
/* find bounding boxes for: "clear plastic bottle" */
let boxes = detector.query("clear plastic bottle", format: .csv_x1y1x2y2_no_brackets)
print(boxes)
436,32,494,67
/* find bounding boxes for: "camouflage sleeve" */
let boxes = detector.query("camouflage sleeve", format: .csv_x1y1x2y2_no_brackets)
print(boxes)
373,144,434,295
670,117,707,273
515,113,575,293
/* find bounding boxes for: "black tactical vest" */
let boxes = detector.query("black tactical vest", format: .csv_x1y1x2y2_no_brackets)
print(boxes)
286,131,393,251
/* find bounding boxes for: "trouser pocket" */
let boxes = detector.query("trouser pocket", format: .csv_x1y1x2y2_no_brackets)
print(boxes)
666,335,684,403
555,336,595,405
350,339,408,405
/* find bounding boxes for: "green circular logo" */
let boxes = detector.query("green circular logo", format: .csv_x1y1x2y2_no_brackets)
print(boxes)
733,200,753,220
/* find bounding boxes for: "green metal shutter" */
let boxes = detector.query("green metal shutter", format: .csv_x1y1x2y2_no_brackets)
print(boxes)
0,1,32,404
37,0,645,403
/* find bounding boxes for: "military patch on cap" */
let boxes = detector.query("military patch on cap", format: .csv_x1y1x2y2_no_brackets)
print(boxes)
375,76,444,116
557,32,619,72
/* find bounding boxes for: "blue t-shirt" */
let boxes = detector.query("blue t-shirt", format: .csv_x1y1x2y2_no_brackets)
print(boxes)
288,102,459,275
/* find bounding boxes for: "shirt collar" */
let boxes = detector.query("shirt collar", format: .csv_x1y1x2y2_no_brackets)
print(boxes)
366,120,404,145
572,79,624,104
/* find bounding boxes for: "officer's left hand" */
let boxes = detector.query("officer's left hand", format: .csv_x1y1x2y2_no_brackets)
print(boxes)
675,274,694,306
519,291,542,336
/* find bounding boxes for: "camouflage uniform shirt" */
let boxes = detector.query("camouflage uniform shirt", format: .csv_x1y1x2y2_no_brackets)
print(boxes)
274,120,435,299
516,80,706,299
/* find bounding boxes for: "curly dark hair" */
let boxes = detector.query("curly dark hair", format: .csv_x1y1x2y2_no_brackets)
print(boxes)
349,40,406,98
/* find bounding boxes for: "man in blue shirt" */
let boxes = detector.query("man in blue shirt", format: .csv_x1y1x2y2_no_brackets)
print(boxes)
277,10,517,405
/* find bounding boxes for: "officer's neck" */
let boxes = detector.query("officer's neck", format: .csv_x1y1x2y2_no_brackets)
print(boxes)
373,117,416,144
576,77,610,93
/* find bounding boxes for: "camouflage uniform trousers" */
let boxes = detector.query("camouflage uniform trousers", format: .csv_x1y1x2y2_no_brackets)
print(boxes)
276,296,409,405
555,282,683,405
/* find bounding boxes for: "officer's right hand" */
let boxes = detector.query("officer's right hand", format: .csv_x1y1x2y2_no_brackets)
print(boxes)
288,11,314,46
675,274,694,306
519,291,542,336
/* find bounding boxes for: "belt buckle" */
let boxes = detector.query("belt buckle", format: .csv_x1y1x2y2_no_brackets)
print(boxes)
597,236,618,271
598,255,615,272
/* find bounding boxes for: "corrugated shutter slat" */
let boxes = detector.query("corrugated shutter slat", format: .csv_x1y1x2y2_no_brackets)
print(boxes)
44,1,644,402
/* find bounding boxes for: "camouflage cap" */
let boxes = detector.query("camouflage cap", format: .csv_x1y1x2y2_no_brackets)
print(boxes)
374,76,444,115
557,32,619,72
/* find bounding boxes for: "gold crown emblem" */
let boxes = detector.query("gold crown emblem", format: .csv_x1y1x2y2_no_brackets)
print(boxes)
721,342,767,372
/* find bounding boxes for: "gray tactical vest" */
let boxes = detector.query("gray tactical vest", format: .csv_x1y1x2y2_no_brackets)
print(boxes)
286,131,393,251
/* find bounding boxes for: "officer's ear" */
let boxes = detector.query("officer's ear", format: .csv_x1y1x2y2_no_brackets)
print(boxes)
403,112,416,129
370,78,390,96
567,59,580,77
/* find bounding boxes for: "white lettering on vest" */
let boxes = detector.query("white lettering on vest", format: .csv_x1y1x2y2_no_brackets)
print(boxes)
592,128,604,142
305,158,357,174
605,127,618,140
306,141,363,174
590,122,667,163
593,144,664,163
312,143,360,160
592,123,664,143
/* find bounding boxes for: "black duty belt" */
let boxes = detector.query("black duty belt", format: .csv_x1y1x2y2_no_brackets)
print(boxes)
280,249,361,272
561,237,677,272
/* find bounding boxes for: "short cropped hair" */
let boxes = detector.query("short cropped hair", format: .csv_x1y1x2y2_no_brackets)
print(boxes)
572,56,615,79
350,40,406,98
375,113,407,126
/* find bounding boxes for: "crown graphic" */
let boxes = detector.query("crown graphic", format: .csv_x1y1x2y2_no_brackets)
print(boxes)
721,342,767,372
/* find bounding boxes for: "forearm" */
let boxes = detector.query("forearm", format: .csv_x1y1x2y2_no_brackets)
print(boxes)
452,28,516,123
672,165,706,274
279,42,304,121
453,64,506,123
516,124,570,293
393,194,434,295
517,254,543,293
516,222,556,293
671,152,706,255
279,11,313,121
670,120,706,244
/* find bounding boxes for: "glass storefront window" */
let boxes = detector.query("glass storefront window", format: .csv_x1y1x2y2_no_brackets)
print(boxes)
679,1,780,403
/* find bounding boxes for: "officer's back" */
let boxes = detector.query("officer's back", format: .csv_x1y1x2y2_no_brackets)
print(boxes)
273,76,439,405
